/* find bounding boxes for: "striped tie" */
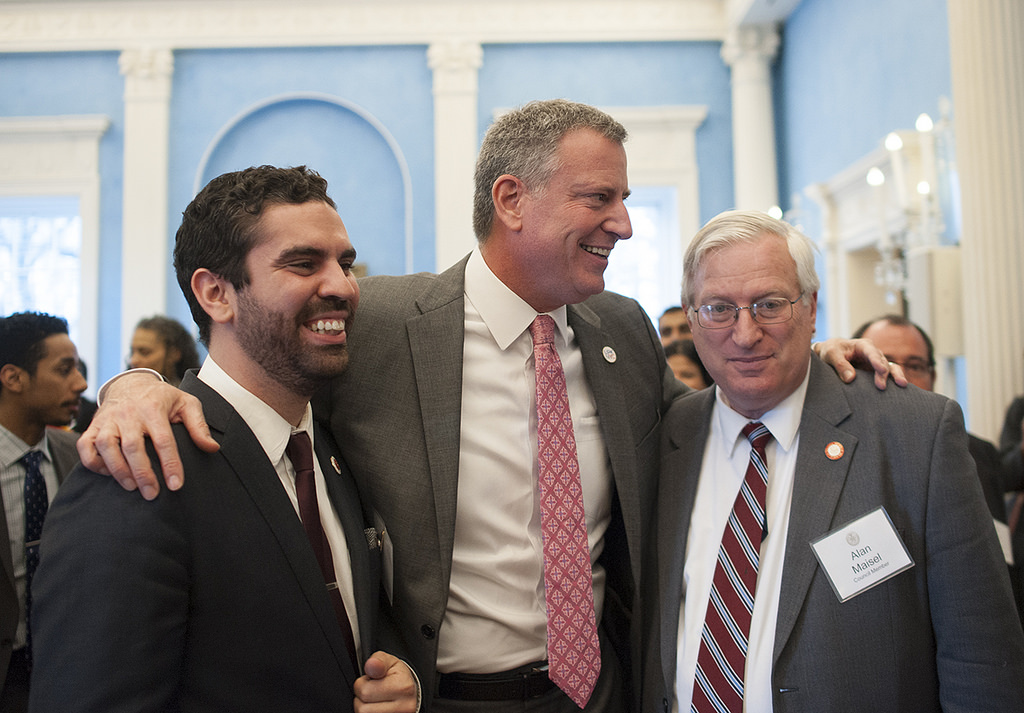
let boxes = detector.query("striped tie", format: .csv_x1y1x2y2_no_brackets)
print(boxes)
692,422,772,713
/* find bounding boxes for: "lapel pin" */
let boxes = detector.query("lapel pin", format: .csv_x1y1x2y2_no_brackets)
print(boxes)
602,346,617,363
825,441,844,460
330,456,342,474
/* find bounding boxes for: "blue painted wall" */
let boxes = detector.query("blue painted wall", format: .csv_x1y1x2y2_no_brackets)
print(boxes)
167,45,435,328
776,0,951,213
1,2,954,381
0,51,125,375
775,0,951,339
479,42,735,224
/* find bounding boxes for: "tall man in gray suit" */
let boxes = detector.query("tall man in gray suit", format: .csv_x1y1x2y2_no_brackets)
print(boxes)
79,103,896,712
28,167,418,712
0,312,86,712
647,210,1024,713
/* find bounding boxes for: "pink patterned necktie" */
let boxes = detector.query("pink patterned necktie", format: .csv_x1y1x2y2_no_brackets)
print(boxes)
692,421,773,713
530,314,601,709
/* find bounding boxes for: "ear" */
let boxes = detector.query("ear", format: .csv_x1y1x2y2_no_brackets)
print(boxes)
491,174,527,233
0,363,27,394
191,268,236,327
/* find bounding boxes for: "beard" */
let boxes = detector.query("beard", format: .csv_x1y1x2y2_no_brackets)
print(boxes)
234,289,351,398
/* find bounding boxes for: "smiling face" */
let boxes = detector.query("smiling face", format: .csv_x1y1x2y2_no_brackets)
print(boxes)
224,201,360,402
690,233,817,418
495,128,632,313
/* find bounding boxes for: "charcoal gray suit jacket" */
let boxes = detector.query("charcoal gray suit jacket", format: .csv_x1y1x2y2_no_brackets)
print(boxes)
327,254,684,709
29,373,378,712
646,358,1024,713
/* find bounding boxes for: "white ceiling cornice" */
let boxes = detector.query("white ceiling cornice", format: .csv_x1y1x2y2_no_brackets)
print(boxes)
0,0,729,52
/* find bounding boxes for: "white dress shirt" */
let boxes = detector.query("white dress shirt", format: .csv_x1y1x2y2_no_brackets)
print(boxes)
436,248,612,673
197,357,361,658
0,424,62,650
675,361,811,712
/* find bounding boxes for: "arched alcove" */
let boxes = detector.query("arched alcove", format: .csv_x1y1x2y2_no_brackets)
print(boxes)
195,92,414,275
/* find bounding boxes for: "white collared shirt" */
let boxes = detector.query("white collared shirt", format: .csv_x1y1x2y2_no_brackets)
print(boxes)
674,360,811,713
0,424,62,649
198,357,361,659
436,248,612,673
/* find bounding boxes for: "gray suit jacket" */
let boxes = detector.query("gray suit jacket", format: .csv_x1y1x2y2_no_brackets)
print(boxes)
29,374,378,712
326,254,683,708
646,358,1024,713
0,426,78,695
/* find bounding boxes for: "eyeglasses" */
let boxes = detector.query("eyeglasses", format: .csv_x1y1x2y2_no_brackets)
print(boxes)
887,358,934,376
692,294,804,330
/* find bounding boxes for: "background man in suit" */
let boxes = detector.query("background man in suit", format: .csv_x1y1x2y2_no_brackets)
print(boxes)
0,311,85,713
78,103,897,712
27,166,418,712
647,210,1024,713
852,314,1010,527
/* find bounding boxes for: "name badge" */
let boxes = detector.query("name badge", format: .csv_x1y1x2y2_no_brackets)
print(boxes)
810,507,914,602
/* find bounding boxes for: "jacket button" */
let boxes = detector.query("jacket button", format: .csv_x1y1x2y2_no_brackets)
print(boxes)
421,624,435,639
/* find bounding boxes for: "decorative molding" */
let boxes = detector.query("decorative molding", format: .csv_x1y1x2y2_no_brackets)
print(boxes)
0,0,727,52
0,114,109,186
427,41,483,95
0,114,109,390
720,23,779,67
119,47,174,101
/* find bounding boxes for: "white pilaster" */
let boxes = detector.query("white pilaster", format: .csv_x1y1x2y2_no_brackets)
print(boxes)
119,47,173,352
721,24,780,211
427,40,482,272
948,0,1024,440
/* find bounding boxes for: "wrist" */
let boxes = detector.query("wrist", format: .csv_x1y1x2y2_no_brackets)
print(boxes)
97,368,166,405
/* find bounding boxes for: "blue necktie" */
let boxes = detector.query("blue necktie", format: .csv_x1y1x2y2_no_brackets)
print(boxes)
21,449,48,668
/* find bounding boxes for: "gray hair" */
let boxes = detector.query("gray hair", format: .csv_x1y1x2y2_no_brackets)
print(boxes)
472,99,627,241
681,210,820,306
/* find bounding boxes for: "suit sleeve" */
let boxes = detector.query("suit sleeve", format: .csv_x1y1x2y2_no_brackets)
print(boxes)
927,400,1024,712
28,463,189,713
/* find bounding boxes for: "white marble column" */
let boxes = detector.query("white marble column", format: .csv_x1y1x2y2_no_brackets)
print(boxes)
119,47,173,352
427,40,482,272
721,24,780,212
948,0,1024,440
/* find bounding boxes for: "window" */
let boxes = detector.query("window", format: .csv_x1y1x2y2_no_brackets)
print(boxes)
0,195,83,341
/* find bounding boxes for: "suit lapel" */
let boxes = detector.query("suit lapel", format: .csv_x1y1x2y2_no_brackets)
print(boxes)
569,302,643,568
180,374,360,689
405,258,467,586
315,423,378,665
772,359,857,665
658,389,714,688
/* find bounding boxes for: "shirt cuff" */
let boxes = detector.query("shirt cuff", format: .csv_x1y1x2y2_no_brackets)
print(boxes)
96,368,166,405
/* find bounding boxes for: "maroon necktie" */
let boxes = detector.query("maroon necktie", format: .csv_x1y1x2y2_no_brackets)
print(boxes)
285,431,358,668
692,422,773,712
530,315,601,709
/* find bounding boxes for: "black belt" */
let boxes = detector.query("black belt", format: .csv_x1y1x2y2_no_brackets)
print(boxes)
437,662,555,701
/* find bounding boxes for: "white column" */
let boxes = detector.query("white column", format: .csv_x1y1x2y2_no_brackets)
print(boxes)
948,0,1024,440
427,40,482,272
119,47,173,352
721,24,780,212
